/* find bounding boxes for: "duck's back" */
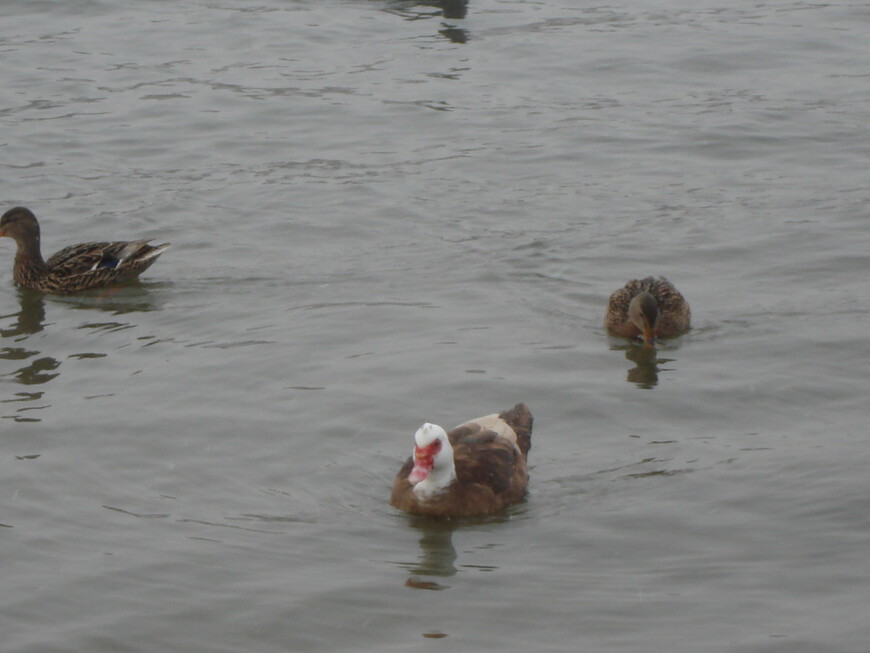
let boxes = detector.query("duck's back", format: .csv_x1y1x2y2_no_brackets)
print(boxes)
37,240,170,292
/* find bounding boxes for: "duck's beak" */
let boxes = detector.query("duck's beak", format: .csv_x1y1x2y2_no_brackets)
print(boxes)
641,324,656,347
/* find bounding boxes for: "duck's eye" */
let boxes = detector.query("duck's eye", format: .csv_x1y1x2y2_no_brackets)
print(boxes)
430,440,441,453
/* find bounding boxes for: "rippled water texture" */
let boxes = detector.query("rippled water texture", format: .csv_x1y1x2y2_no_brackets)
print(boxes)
2,1,869,651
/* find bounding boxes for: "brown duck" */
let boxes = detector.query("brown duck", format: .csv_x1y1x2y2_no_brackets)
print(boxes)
390,403,533,519
604,276,690,346
0,207,170,294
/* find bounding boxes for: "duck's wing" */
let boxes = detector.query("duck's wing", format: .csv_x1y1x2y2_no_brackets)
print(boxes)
46,242,118,275
47,240,170,277
452,430,523,496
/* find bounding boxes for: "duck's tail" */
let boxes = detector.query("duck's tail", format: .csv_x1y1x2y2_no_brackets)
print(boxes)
131,242,171,264
499,403,533,458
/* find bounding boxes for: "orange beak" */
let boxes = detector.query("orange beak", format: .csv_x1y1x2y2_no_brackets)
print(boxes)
641,324,656,347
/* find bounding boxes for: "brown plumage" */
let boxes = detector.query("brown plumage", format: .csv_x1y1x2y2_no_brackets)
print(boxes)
0,207,170,294
604,276,690,346
390,403,533,519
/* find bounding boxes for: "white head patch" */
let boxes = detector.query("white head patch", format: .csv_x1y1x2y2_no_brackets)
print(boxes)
415,423,447,448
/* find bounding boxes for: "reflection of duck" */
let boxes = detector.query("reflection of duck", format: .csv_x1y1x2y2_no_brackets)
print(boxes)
386,1,469,43
0,207,170,293
404,518,458,586
604,277,690,346
1,291,52,391
391,403,533,518
0,290,46,338
439,24,467,44
623,344,660,389
0,283,162,421
13,356,61,386
0,299,60,389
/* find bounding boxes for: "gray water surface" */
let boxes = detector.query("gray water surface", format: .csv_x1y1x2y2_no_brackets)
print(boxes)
2,1,869,651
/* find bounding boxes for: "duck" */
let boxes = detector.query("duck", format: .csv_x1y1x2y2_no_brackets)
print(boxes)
0,206,170,294
390,403,533,519
604,276,690,346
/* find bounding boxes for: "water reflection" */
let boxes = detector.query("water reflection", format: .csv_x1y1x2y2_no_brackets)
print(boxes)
1,286,164,421
395,513,516,589
402,518,458,589
11,356,61,386
0,289,46,338
0,291,56,381
610,343,677,389
439,24,467,44
1,291,53,421
52,283,169,316
385,0,469,43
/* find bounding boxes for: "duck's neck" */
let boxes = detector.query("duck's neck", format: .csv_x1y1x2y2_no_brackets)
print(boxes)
413,458,457,499
12,235,48,283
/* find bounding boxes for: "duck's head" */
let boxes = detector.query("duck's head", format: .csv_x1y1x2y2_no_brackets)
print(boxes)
628,291,660,346
408,423,454,486
0,207,40,244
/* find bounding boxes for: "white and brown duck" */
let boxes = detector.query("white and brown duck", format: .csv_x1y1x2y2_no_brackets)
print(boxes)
390,403,533,519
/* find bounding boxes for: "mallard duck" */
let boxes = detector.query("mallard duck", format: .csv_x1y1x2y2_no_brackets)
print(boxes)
390,403,533,519
0,207,170,294
604,276,690,346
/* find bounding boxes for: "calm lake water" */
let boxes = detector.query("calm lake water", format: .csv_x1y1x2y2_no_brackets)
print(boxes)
2,1,869,651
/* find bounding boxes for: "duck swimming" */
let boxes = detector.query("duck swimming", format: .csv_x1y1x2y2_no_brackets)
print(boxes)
0,206,170,294
604,276,690,346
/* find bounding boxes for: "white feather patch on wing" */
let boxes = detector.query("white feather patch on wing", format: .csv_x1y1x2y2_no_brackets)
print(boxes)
454,413,519,450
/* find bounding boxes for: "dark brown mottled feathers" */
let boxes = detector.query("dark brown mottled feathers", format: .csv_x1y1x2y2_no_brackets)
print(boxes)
0,207,169,294
499,402,533,457
390,403,533,519
454,439,518,495
604,276,690,341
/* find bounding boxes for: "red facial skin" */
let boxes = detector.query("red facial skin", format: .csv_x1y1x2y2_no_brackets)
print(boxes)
408,439,441,484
